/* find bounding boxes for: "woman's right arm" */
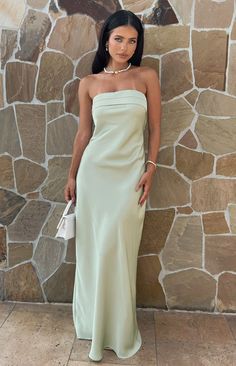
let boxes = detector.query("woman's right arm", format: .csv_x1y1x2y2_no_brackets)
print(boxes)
64,76,93,203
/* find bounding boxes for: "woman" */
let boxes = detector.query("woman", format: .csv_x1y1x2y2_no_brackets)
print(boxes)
64,9,161,362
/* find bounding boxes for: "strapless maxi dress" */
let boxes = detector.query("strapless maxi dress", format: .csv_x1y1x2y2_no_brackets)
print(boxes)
72,89,147,361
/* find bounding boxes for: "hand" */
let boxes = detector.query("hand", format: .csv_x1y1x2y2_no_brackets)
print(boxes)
135,170,155,206
64,177,76,204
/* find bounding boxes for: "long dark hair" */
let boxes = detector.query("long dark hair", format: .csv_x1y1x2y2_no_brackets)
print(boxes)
92,10,144,74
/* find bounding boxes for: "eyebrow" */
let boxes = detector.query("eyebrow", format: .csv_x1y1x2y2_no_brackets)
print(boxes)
113,34,137,40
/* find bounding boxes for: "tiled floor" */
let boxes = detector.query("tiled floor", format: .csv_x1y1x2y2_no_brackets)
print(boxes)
1,301,236,366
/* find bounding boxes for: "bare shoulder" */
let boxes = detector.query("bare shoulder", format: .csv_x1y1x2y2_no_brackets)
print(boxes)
78,74,94,92
79,73,103,99
139,65,159,81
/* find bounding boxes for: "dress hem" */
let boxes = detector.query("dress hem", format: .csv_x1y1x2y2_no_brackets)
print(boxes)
75,334,142,360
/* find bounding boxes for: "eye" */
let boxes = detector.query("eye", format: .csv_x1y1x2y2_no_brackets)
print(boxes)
130,40,136,44
114,37,122,42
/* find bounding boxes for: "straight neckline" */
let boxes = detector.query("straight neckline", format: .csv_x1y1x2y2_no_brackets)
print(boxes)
92,89,146,101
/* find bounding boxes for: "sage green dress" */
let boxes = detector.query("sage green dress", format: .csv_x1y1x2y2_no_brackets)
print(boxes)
72,89,147,361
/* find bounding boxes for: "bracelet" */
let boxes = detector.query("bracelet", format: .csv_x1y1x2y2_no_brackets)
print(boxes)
145,160,157,168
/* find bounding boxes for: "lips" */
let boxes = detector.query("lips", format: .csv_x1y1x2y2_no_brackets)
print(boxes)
117,54,128,57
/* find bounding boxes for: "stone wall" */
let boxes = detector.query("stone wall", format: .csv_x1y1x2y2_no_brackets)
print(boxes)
0,0,236,312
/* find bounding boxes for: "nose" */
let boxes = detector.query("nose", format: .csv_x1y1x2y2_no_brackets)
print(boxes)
121,42,128,51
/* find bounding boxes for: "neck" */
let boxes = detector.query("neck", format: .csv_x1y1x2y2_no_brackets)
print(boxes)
106,61,129,71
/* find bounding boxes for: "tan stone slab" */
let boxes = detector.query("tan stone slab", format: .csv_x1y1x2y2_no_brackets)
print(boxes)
160,97,194,147
66,237,76,263
157,146,174,166
161,50,193,101
192,178,236,211
0,29,17,69
176,145,214,180
57,0,121,22
6,62,38,103
154,311,234,344
0,271,4,299
178,129,198,149
150,166,190,208
43,263,75,302
0,302,15,325
143,25,189,55
195,116,236,155
139,209,175,255
0,155,14,189
123,0,153,12
194,0,234,28
136,310,155,344
0,227,6,264
26,191,39,199
232,19,236,40
0,0,26,28
8,242,33,267
192,30,228,90
177,206,193,215
14,159,47,194
8,200,51,241
162,216,202,271
141,2,178,26
27,0,48,8
15,104,46,163
75,51,95,78
0,73,3,108
137,255,166,309
141,56,159,76
0,304,75,366
47,115,78,155
42,204,65,237
196,90,236,117
64,78,80,116
0,188,26,226
228,205,236,234
216,153,236,177
218,272,236,312
169,0,194,24
36,51,74,102
41,157,71,202
227,44,236,96
33,237,64,281
48,14,97,60
13,302,72,314
202,212,229,235
185,89,199,106
205,236,236,275
225,311,236,339
4,262,44,302
163,268,216,311
16,9,51,63
47,101,64,122
156,341,236,365
0,107,21,157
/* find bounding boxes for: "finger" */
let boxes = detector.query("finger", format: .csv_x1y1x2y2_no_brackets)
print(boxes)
64,187,70,202
71,192,76,204
135,178,145,191
139,185,150,205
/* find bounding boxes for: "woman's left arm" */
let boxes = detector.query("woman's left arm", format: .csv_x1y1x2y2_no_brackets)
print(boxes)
136,67,161,206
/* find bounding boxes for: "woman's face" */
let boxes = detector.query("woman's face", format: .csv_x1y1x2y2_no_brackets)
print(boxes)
106,25,138,63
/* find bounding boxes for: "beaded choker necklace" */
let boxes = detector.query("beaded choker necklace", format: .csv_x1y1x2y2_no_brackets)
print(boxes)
103,63,131,74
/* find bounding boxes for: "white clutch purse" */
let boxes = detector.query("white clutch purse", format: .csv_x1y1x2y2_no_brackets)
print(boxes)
55,200,76,240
